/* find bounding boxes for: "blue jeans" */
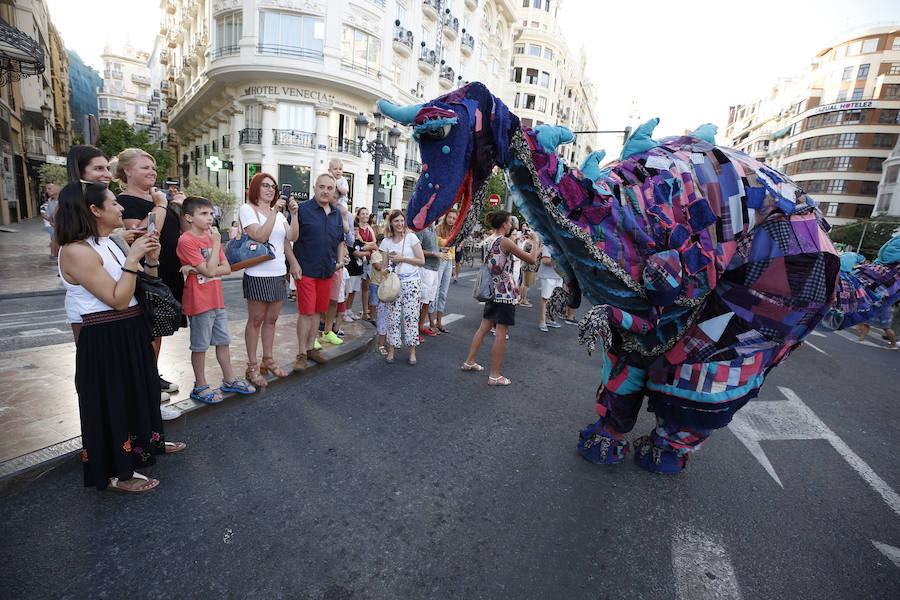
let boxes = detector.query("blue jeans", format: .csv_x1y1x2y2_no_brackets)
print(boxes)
430,259,453,314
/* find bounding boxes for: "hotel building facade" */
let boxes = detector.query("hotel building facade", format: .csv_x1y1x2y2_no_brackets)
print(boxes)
725,24,900,225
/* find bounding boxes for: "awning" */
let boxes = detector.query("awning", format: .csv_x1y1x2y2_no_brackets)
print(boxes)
769,125,792,140
0,17,44,86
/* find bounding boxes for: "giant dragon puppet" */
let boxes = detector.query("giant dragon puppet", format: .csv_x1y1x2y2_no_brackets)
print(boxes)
377,82,845,474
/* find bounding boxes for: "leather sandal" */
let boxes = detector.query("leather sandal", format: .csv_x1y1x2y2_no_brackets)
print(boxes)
107,472,159,493
260,356,288,377
245,362,268,387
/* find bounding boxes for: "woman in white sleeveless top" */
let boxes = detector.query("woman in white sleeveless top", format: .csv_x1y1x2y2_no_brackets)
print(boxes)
56,182,186,493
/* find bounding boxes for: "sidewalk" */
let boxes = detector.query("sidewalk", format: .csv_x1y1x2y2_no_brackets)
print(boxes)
0,313,375,481
0,217,240,299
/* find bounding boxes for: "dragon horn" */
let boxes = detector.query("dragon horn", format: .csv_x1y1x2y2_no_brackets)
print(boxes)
377,100,423,125
690,123,718,145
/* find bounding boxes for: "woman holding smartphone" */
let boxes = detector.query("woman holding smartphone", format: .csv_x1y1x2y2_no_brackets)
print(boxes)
239,172,299,387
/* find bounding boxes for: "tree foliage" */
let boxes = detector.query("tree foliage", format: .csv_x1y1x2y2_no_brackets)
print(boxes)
185,177,238,219
829,217,900,259
38,164,67,187
96,120,173,186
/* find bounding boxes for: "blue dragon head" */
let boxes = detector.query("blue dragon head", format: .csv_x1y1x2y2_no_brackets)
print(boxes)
377,82,519,243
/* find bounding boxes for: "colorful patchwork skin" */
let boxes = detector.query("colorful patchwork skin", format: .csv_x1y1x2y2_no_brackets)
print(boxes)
379,82,842,473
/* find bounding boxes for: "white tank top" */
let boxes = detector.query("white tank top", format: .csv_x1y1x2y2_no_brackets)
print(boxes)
59,237,138,324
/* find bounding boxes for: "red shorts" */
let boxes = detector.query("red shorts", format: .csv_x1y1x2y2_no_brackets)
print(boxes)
295,277,331,315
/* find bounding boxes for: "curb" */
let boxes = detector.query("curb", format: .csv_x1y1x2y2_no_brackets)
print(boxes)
0,321,376,492
0,276,245,301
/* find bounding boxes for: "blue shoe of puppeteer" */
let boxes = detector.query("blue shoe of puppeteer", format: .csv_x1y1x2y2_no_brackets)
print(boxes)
633,436,688,474
577,419,629,464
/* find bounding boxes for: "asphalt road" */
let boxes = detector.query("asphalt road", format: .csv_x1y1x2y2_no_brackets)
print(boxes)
1,269,899,599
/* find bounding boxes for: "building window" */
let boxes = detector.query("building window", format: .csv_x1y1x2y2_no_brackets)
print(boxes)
540,71,549,87
214,11,243,57
528,44,541,56
833,156,852,170
825,203,838,216
491,58,499,74
544,48,553,60
859,181,878,196
844,109,865,124
817,134,839,149
533,0,542,8
480,42,487,60
890,63,900,75
512,67,522,82
521,118,533,128
865,157,884,172
873,133,898,148
857,63,869,78
546,0,551,11
851,88,864,101
837,133,859,148
524,94,536,110
513,44,524,54
827,179,847,194
861,38,878,53
514,93,520,108
886,165,900,183
522,0,529,6
340,27,381,76
880,109,899,124
811,157,831,171
525,68,538,85
841,66,853,80
845,41,861,56
806,114,822,130
537,96,547,112
883,84,900,98
835,90,847,102
260,11,324,59
854,204,872,218
893,37,900,50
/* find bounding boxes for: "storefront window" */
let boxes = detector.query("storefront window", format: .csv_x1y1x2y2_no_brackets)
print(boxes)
279,164,311,201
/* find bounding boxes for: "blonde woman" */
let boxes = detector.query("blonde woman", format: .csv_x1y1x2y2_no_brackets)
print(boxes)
378,210,425,364
432,208,458,332
113,148,186,404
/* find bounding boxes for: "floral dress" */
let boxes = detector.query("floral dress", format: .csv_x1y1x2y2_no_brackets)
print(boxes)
486,237,518,305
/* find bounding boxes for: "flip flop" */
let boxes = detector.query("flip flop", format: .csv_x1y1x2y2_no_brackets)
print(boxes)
107,472,159,493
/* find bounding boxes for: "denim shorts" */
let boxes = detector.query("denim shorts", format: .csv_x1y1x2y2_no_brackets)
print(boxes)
188,308,231,352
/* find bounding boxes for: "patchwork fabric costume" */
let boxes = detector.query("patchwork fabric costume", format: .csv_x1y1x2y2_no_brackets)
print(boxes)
378,83,841,473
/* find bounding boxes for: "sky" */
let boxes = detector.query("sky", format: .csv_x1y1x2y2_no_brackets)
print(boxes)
558,0,900,151
46,0,899,152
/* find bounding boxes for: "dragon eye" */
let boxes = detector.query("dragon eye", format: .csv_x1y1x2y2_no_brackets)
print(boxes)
424,124,452,140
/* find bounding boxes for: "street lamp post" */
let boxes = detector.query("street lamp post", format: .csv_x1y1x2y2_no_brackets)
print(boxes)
355,111,400,213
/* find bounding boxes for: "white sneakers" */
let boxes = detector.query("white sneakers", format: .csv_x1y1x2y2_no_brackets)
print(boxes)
159,404,180,421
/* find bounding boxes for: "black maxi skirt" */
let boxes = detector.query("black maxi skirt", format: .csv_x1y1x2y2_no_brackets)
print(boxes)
76,305,167,490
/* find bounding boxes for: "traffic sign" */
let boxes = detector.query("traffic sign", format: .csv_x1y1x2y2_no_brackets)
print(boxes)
488,193,501,206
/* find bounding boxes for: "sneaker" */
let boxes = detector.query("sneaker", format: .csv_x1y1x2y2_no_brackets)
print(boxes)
307,349,329,364
418,335,425,343
159,404,180,421
546,320,562,328
335,328,345,337
344,309,357,321
419,328,438,336
539,323,549,332
160,391,170,402
159,376,178,393
322,330,344,345
564,318,578,325
314,338,322,350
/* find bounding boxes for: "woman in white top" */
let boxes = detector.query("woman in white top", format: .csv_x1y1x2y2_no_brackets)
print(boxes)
56,181,185,493
378,209,425,365
238,172,299,387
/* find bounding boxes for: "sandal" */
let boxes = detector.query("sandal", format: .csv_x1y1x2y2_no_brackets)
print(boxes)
461,362,484,372
190,384,223,404
107,471,159,493
164,441,187,454
437,326,449,333
221,379,256,394
488,375,511,386
378,345,388,356
246,362,268,388
259,356,288,378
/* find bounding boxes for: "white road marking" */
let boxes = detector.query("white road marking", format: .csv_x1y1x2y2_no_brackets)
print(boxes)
872,541,900,569
729,386,900,517
0,319,67,331
803,341,828,356
0,307,67,318
809,330,826,338
16,328,68,337
834,329,884,348
671,524,742,600
442,313,465,325
458,271,477,278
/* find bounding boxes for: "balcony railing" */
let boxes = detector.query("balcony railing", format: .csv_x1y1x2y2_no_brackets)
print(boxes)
132,74,151,85
404,158,421,173
273,129,315,148
442,14,459,35
104,69,123,79
380,153,398,167
239,128,262,145
419,47,437,66
328,136,361,156
461,33,474,52
393,25,413,49
341,59,380,78
212,45,240,59
258,44,323,61
222,134,230,149
440,66,455,81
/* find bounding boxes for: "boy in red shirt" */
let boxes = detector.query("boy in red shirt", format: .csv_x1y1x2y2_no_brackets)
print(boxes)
176,196,256,402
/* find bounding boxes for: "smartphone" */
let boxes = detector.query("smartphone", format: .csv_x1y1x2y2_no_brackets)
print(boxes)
147,212,157,235
165,180,180,191
280,183,292,202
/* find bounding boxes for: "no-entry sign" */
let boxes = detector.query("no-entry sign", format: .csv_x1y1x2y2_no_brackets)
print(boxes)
488,194,501,206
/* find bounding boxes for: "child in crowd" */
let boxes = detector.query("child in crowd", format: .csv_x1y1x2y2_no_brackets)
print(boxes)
176,196,256,403
369,234,388,354
537,244,563,332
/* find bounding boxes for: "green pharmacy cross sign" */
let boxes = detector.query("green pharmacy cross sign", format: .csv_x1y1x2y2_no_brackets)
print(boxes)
380,171,396,189
205,155,223,172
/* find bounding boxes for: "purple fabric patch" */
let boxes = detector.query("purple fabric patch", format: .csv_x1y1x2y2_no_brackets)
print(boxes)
688,199,717,231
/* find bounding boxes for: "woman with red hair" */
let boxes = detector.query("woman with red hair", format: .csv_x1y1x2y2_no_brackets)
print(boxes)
239,172,298,387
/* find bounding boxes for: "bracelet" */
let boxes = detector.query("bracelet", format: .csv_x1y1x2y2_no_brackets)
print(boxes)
144,262,160,268
121,267,139,275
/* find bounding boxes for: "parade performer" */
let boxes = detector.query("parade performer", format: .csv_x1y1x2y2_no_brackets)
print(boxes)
378,82,841,474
